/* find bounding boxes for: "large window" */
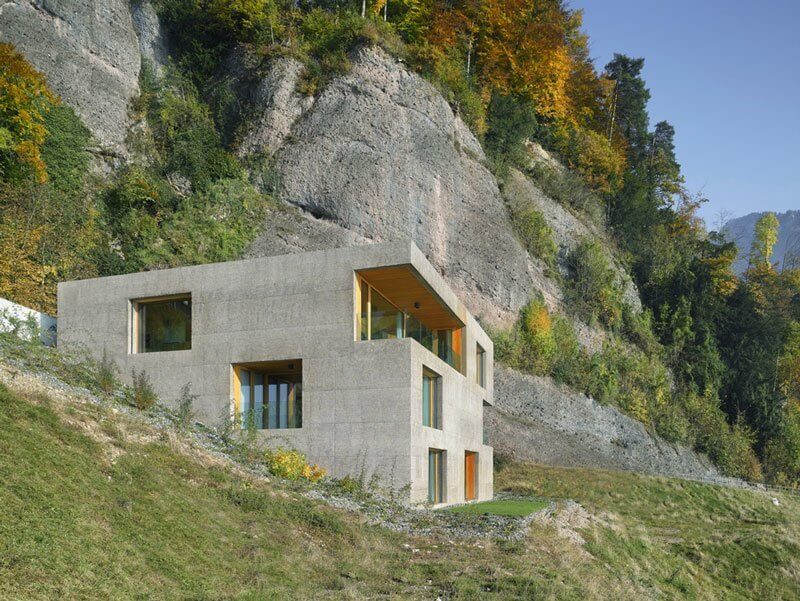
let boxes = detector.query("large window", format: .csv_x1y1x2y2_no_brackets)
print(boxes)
234,361,302,430
428,449,445,504
475,343,486,387
132,295,191,353
358,278,463,372
422,368,442,429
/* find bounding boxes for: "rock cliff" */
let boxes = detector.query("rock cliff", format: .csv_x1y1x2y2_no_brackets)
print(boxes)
247,47,538,325
0,0,141,152
3,5,730,481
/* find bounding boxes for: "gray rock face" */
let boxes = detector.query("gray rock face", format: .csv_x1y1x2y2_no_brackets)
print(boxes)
235,57,313,158
0,0,141,151
266,47,536,325
504,168,642,314
488,365,741,484
130,0,168,75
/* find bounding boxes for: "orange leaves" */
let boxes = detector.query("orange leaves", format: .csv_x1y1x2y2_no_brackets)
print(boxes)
0,43,58,183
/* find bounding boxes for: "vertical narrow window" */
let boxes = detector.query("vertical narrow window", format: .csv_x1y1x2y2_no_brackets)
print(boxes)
476,343,486,387
428,449,445,504
359,278,370,341
132,294,191,353
422,368,442,429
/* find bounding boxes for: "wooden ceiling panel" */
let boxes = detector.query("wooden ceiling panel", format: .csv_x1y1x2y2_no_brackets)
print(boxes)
358,265,463,330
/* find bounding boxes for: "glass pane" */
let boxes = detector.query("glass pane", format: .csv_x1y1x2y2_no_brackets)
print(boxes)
268,381,278,429
287,383,302,428
370,287,402,340
253,372,264,429
240,369,251,429
360,281,369,341
422,376,431,427
140,298,191,352
278,382,289,429
428,450,436,503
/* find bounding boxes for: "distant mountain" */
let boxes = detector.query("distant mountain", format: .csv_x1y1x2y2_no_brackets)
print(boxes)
722,210,800,275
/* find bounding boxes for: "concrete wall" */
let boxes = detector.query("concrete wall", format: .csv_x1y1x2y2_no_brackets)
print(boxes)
58,242,493,505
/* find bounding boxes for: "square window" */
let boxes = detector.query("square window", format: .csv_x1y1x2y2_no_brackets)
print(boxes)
132,295,191,353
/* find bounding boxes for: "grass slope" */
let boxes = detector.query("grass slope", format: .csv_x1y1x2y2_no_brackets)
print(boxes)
1,373,799,600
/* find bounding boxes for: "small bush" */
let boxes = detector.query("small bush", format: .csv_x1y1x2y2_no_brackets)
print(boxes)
264,447,326,482
175,382,197,430
97,350,119,396
528,163,605,225
130,369,157,411
512,206,558,269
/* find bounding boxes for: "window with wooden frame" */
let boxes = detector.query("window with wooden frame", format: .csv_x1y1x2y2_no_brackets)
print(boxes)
422,368,442,429
131,294,191,353
475,343,486,387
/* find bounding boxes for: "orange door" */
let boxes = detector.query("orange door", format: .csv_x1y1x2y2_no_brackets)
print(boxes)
465,452,477,501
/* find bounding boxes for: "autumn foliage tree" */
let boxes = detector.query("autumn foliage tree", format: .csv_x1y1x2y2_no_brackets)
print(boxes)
0,43,58,183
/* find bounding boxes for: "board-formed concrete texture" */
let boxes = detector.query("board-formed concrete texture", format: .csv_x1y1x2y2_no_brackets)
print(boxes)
57,242,493,506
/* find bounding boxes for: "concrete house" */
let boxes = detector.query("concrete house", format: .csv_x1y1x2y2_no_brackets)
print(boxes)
57,242,493,506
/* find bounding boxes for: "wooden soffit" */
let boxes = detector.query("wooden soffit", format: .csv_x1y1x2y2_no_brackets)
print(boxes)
358,264,463,330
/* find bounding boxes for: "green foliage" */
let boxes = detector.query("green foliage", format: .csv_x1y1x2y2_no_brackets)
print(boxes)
130,369,157,411
97,350,119,396
144,71,241,189
511,206,557,269
484,92,538,174
175,382,197,431
40,105,92,196
528,162,605,225
566,238,625,329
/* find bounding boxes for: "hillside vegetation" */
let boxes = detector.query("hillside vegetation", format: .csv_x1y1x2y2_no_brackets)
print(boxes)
1,344,798,600
1,2,799,486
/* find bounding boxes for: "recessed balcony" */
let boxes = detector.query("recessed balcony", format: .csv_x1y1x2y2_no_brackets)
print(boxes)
355,265,465,373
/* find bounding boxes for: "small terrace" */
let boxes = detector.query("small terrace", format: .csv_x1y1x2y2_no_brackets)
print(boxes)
356,265,465,374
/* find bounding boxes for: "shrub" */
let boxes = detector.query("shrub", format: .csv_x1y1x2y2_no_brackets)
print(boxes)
512,206,558,269
175,382,197,430
528,162,605,225
97,350,119,396
130,369,157,411
520,298,557,374
566,237,625,329
264,447,326,482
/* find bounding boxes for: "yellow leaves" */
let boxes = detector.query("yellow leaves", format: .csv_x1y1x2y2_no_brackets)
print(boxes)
265,447,326,482
0,43,58,183
0,207,57,312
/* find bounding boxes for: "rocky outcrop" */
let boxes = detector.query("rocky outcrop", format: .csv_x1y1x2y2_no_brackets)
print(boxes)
130,0,168,75
488,366,741,485
0,0,141,151
249,47,536,325
504,168,642,314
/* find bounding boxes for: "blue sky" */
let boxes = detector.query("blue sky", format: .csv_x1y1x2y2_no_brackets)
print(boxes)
570,0,799,227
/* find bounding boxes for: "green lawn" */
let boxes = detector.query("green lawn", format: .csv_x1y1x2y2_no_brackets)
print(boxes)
447,498,548,516
2,360,800,600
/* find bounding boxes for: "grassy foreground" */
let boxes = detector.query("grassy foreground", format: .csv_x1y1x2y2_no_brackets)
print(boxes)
447,499,548,517
1,373,799,600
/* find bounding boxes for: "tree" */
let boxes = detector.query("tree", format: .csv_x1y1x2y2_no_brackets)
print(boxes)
603,54,650,161
749,212,780,272
0,43,58,183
